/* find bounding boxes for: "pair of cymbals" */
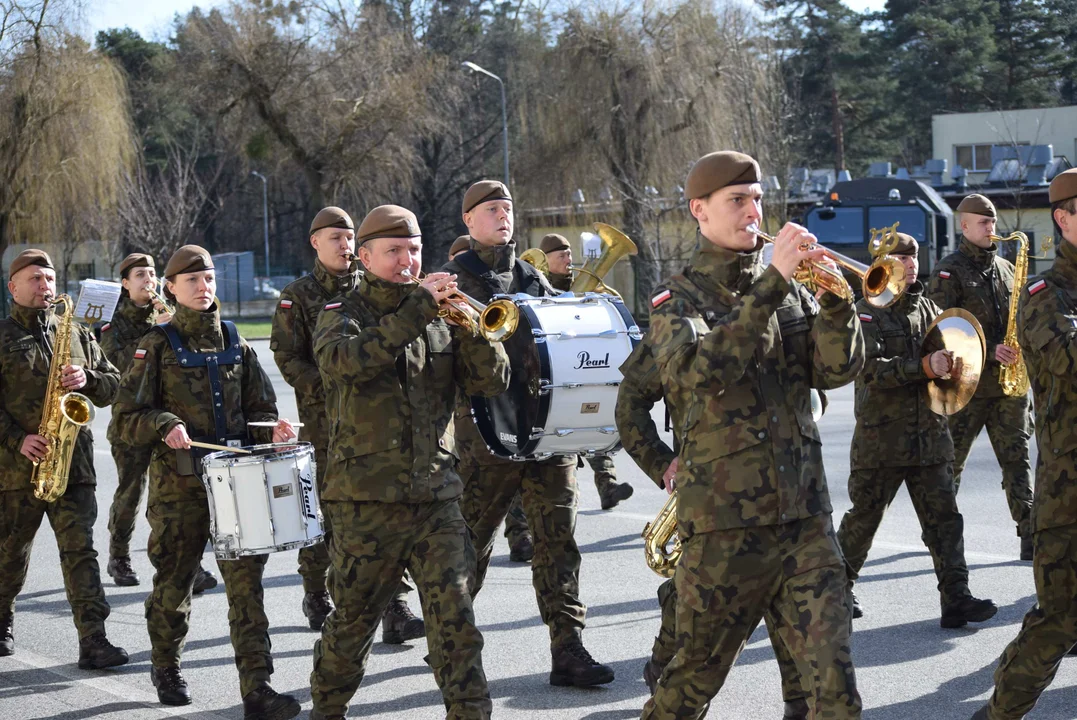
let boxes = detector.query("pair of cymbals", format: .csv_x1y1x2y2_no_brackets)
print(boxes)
922,308,986,416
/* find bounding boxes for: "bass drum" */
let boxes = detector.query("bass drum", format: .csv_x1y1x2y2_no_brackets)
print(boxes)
472,292,640,459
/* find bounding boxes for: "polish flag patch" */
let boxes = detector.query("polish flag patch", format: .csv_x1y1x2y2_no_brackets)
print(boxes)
938,271,951,279
651,289,672,308
101,323,111,332
279,299,293,309
858,313,873,323
324,302,343,310
1028,279,1047,296
134,348,147,359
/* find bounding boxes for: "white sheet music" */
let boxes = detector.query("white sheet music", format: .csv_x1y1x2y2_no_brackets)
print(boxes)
74,280,123,325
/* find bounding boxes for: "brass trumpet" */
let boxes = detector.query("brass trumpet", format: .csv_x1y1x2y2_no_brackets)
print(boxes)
400,269,520,343
146,279,174,319
749,225,908,308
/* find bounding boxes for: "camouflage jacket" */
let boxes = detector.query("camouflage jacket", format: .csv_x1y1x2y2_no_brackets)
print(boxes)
926,238,1015,399
271,259,359,453
851,282,953,470
441,238,567,467
549,271,572,292
1017,238,1077,532
313,273,510,503
110,301,278,504
649,241,864,535
616,336,679,489
100,295,158,444
0,302,119,491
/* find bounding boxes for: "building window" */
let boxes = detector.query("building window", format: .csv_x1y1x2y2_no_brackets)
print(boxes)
954,142,1029,172
73,263,93,280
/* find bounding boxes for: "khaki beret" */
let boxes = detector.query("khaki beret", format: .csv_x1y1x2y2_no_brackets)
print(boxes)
357,205,421,245
8,249,54,280
890,233,919,256
1049,168,1077,204
449,235,472,257
539,233,571,254
164,245,214,278
119,253,154,278
309,206,354,236
956,193,996,218
462,180,512,214
685,151,761,200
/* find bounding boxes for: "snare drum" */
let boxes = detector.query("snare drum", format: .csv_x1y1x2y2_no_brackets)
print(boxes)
201,442,323,559
471,292,640,459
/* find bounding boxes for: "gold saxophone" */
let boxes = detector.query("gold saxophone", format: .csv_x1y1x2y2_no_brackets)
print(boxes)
642,491,680,577
990,233,1031,397
31,295,96,502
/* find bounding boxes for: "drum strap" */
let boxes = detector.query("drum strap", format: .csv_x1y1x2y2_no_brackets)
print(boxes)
454,250,544,297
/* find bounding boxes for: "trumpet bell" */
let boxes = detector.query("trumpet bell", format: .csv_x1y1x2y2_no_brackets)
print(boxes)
922,308,986,416
479,299,520,342
862,256,908,309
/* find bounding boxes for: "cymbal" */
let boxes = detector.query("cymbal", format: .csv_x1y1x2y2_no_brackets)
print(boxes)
922,308,986,416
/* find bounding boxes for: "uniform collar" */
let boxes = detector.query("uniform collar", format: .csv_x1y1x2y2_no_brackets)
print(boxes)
548,271,573,291
9,301,53,335
171,299,223,350
313,258,359,297
1054,238,1077,282
687,235,764,295
470,237,516,272
959,237,997,269
359,272,415,314
897,279,925,311
118,295,155,326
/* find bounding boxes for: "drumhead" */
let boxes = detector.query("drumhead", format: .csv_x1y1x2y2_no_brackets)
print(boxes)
202,442,314,469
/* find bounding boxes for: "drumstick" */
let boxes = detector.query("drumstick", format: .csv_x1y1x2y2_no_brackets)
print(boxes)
189,441,251,454
247,421,305,428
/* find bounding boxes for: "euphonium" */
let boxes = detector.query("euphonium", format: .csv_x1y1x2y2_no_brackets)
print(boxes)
748,225,908,308
31,295,96,503
570,222,638,298
519,247,550,275
990,232,1031,396
642,492,680,577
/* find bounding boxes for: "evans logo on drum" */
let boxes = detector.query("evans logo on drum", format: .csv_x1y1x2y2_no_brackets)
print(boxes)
499,432,518,444
575,351,610,370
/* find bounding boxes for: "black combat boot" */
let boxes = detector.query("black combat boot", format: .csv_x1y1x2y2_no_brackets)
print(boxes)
509,533,535,563
241,686,301,720
599,481,634,510
0,616,12,657
381,598,425,644
302,590,333,631
107,556,140,586
77,633,129,670
941,596,999,629
550,639,615,687
192,564,218,595
1020,535,1034,562
850,589,863,619
784,698,810,720
151,666,191,706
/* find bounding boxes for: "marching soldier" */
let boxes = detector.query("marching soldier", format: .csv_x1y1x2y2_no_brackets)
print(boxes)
101,252,217,594
615,339,810,720
309,205,508,719
0,249,128,669
926,194,1034,561
442,181,615,687
972,168,1077,720
837,232,998,627
640,151,863,719
111,245,300,719
271,207,424,642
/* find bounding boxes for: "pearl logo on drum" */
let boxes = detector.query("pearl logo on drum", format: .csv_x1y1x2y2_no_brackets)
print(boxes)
575,351,610,370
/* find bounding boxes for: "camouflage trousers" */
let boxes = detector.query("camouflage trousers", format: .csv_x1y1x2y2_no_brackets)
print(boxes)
460,459,587,648
0,485,110,639
146,498,273,698
838,463,971,606
642,515,860,719
311,499,490,719
650,578,807,703
984,523,1077,719
503,455,617,544
949,393,1034,537
107,442,152,558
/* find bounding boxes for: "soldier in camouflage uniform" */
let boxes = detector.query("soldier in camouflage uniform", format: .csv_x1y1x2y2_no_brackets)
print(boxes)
0,249,128,669
442,181,615,687
926,194,1034,561
616,338,810,720
972,168,1077,720
837,233,998,628
271,207,424,642
100,253,218,594
639,151,863,720
111,245,301,719
309,205,509,720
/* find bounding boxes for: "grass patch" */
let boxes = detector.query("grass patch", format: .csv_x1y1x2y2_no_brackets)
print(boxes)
229,320,274,339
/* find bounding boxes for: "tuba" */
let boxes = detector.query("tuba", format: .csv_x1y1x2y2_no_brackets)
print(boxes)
990,232,1032,397
642,492,680,577
570,223,638,297
31,295,96,503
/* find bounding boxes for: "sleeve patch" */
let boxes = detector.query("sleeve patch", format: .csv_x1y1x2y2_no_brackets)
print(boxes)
134,348,147,359
1028,279,1047,296
651,289,672,308
858,313,873,323
101,323,111,332
279,299,293,309
938,271,951,279
324,301,343,310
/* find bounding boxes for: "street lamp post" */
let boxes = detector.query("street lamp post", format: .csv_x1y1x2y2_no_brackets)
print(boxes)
250,171,270,280
462,61,509,186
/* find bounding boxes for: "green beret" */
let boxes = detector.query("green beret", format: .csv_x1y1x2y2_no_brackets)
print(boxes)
119,253,154,278
357,205,421,245
956,194,996,218
539,233,571,254
449,235,472,257
890,233,919,256
462,180,512,214
1049,168,1077,204
164,245,214,278
8,249,54,280
309,206,354,236
685,151,761,200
